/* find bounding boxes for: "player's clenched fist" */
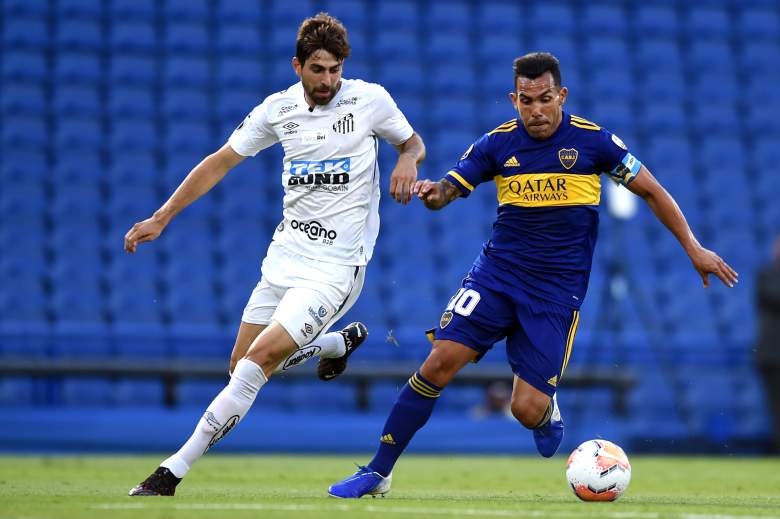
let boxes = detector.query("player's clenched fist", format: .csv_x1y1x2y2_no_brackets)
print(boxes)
124,217,166,253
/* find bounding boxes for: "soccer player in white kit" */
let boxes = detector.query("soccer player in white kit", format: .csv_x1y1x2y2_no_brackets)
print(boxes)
124,13,426,496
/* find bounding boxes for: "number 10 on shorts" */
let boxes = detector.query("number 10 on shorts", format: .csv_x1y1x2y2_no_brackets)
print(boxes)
446,288,481,317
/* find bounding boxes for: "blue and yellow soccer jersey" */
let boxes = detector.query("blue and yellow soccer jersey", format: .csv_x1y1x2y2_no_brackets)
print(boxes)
446,112,642,308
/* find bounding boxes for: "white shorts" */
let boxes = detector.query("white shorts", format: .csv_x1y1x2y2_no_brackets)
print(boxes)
242,243,365,347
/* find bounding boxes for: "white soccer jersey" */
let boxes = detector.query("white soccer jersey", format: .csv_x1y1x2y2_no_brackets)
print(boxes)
228,79,414,266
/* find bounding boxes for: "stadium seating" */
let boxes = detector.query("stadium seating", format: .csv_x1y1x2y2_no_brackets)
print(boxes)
0,0,774,452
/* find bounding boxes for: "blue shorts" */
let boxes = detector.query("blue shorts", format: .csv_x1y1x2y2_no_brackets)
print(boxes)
434,267,581,397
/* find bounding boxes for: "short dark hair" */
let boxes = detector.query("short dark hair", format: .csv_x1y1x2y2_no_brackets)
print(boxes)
296,13,351,65
513,52,562,88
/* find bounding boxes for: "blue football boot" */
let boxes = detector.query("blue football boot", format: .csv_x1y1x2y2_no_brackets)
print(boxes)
533,393,564,458
328,466,392,498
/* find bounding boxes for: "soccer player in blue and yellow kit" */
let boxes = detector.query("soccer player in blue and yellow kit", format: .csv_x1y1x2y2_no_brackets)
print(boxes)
329,52,738,498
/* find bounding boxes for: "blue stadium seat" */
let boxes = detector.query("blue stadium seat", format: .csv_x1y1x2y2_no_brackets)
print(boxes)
215,0,262,23
738,7,780,41
109,55,157,86
2,116,47,149
60,379,114,406
217,24,262,56
51,183,102,218
376,0,418,30
747,98,780,135
589,100,633,136
634,5,679,37
110,21,157,53
164,0,209,21
1,83,45,116
0,273,48,325
163,151,206,187
268,0,313,24
113,379,165,407
373,30,419,57
106,185,160,225
58,0,103,18
56,118,103,150
586,68,635,102
582,4,627,34
1,180,47,215
635,39,683,72
3,16,48,50
164,121,212,153
3,51,47,82
1,149,48,184
639,101,686,134
429,96,478,131
111,0,156,20
321,0,367,28
216,89,264,124
584,36,629,70
53,85,101,118
428,63,476,94
164,22,209,54
218,58,264,90
107,151,158,186
164,56,210,88
640,70,685,101
691,103,739,136
0,377,36,406
426,1,470,32
54,52,102,86
740,42,780,71
529,35,578,71
688,41,735,73
178,379,226,405
476,1,522,34
110,120,157,151
107,282,164,327
375,59,425,96
108,87,155,120
162,88,210,120
476,33,523,70
686,6,732,40
52,149,102,184
55,19,103,51
3,0,48,16
426,33,471,62
530,3,575,36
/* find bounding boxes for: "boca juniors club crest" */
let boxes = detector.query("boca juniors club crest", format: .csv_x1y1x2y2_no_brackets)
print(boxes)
440,311,453,329
558,148,578,170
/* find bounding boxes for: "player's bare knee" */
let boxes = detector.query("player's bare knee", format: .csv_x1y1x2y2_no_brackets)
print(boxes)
243,349,280,377
420,356,457,387
511,396,549,429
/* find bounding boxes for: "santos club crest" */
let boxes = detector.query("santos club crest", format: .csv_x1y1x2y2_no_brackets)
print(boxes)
558,148,578,170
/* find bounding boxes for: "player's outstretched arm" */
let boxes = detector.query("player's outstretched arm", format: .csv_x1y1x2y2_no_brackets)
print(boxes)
412,178,461,211
627,165,738,288
124,143,246,253
390,133,426,205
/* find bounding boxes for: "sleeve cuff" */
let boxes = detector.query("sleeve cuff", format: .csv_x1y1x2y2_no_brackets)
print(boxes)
446,170,474,197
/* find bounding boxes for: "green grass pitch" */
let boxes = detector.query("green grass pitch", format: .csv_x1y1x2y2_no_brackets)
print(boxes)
2,455,779,518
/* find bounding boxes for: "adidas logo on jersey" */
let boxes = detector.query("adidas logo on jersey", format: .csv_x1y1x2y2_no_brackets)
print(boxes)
504,156,520,167
380,434,396,445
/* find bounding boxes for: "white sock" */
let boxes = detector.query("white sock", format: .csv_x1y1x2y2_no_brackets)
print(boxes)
313,331,347,358
161,358,267,478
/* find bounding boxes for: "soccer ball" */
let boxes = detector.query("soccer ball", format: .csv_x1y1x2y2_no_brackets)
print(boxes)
566,439,631,502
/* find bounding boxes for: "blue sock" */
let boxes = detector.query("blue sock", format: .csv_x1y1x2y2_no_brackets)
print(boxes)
367,371,442,477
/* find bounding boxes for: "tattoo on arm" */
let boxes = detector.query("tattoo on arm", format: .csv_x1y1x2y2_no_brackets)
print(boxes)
432,178,460,209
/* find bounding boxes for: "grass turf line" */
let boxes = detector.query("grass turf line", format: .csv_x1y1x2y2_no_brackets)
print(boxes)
1,455,779,519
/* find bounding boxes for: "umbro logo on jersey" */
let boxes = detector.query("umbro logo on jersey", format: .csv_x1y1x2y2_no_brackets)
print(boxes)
504,156,520,167
333,113,355,134
380,434,396,445
283,121,299,135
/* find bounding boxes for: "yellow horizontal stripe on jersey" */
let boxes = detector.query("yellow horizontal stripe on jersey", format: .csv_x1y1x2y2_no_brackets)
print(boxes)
488,124,518,135
570,121,600,131
447,170,475,192
494,173,601,207
570,115,600,129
